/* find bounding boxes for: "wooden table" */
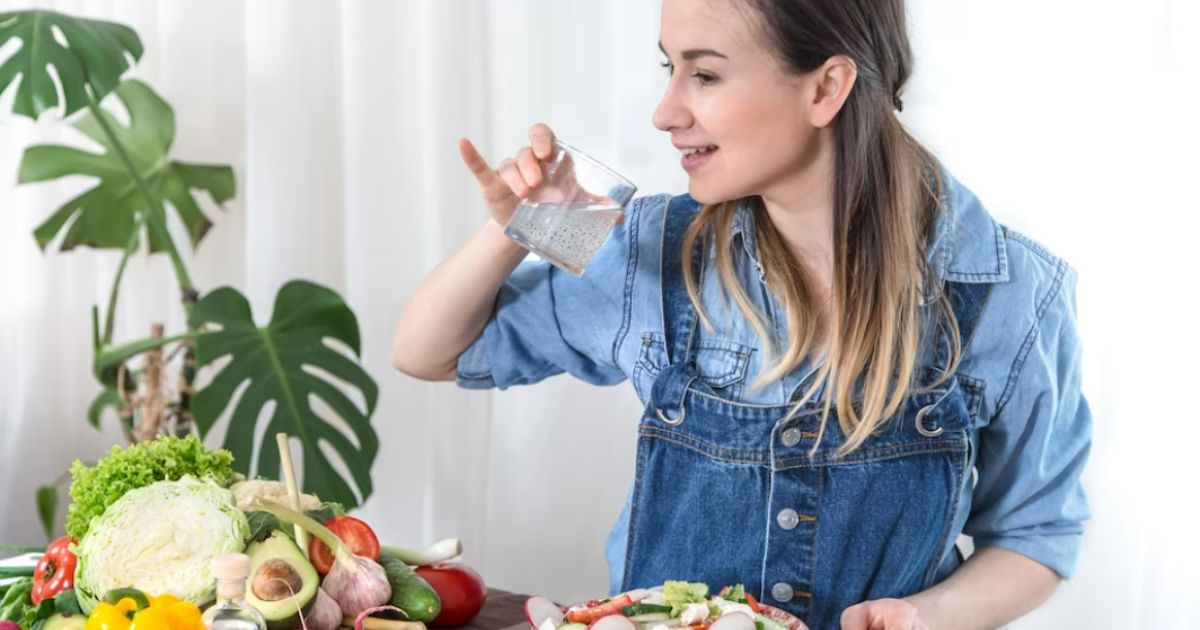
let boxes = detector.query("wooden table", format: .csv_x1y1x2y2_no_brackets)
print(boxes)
457,588,539,630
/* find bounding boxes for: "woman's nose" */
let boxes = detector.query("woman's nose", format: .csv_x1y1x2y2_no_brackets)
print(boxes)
652,85,691,132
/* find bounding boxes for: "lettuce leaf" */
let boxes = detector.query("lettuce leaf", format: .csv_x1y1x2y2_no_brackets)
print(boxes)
66,435,236,539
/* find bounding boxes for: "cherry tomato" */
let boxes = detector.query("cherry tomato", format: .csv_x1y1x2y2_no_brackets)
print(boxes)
414,563,486,627
308,515,381,575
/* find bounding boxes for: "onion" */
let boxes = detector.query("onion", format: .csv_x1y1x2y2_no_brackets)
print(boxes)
249,500,391,617
302,588,343,630
354,605,408,630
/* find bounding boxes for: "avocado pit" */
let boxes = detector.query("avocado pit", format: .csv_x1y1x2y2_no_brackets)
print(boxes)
253,559,304,601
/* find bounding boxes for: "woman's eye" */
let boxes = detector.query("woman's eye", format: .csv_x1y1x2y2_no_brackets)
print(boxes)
659,61,717,86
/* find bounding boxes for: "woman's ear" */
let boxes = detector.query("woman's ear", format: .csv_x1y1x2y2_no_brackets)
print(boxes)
806,55,858,128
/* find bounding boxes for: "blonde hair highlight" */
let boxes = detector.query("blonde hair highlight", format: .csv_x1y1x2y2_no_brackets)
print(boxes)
681,125,961,457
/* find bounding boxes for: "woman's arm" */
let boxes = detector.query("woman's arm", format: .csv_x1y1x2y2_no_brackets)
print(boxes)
905,547,1062,629
841,547,1061,630
391,128,559,380
390,218,528,380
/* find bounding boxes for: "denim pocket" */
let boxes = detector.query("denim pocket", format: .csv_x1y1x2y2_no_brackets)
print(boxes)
634,332,753,401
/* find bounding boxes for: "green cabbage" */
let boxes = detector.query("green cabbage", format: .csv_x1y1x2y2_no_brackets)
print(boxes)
73,476,249,613
67,435,237,539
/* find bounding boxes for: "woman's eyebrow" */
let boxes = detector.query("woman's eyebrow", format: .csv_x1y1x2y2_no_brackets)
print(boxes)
658,40,729,61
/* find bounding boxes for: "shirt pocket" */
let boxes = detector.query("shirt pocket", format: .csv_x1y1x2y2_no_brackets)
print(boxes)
632,332,754,403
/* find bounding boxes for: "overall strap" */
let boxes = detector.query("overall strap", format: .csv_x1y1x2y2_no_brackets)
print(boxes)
934,281,994,373
660,194,706,365
649,195,706,422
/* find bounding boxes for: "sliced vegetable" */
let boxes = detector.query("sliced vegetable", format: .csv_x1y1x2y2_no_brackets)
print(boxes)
308,516,380,576
709,613,755,630
620,604,672,617
566,595,633,625
525,596,562,629
626,612,672,624
585,616,636,630
248,501,389,618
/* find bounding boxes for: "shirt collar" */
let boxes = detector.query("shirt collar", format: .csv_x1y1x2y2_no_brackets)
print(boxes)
727,167,1010,304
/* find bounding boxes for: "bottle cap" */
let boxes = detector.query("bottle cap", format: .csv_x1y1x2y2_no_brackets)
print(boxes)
211,553,252,580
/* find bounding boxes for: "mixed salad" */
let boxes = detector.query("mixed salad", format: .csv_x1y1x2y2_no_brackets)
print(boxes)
524,581,808,630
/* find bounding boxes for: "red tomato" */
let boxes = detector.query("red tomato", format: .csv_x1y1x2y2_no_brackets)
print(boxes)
308,516,381,575
414,563,487,627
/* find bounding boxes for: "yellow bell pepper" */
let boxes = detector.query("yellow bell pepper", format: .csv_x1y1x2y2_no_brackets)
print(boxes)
86,589,205,630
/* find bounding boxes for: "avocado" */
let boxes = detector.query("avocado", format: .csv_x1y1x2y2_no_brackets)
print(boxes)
244,530,319,630
40,612,87,630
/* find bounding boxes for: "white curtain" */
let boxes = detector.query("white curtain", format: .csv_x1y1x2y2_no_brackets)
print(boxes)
1,1,1195,627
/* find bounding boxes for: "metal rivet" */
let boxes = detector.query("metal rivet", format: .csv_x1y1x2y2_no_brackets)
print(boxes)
915,404,944,437
771,582,794,603
776,508,800,530
655,406,686,425
781,427,802,447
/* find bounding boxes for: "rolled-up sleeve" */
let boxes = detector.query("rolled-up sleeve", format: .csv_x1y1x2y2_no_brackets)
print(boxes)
965,265,1093,579
455,198,645,390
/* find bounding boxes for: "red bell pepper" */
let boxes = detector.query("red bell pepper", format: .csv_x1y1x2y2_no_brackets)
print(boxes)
32,536,77,605
566,594,634,624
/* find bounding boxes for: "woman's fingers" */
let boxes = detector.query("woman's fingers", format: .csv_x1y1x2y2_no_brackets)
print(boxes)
515,146,543,188
457,137,497,186
529,123,556,160
497,157,533,199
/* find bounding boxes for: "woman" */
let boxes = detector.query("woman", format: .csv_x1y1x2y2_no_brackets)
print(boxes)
392,0,1091,627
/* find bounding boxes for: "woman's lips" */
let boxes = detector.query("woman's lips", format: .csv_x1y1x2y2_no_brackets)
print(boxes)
681,147,718,172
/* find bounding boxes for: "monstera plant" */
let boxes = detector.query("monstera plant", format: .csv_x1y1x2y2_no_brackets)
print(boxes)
0,9,380,530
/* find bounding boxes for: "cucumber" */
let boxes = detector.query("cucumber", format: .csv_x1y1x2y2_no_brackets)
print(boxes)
628,613,673,624
376,549,442,622
558,625,587,630
621,604,673,616
754,615,786,630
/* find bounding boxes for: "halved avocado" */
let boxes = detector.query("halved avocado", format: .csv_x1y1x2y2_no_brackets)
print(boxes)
40,612,87,630
244,530,319,630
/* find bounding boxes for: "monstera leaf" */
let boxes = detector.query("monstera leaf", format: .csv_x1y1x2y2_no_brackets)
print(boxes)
0,10,142,119
191,281,380,509
18,78,234,252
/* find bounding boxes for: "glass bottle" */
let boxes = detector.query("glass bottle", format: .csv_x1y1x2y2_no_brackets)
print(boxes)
202,553,268,630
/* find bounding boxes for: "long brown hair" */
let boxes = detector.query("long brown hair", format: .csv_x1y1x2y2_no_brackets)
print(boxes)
681,0,960,456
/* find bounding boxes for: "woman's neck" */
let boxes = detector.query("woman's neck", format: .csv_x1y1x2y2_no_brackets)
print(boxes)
758,131,837,306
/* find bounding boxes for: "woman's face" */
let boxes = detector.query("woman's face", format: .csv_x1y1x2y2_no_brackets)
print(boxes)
653,0,825,205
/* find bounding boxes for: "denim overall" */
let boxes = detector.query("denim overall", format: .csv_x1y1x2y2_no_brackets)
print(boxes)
619,195,992,629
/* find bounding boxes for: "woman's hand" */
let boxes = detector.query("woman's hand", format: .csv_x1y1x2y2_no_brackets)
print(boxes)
840,598,929,630
457,123,558,225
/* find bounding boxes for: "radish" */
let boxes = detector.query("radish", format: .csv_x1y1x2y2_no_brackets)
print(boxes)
710,612,756,630
586,616,636,630
525,596,564,629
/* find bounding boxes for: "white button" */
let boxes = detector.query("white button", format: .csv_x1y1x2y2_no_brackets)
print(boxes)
781,427,802,447
771,582,794,602
777,508,800,530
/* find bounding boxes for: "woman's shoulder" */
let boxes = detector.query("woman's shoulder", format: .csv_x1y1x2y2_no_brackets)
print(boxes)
940,175,1081,420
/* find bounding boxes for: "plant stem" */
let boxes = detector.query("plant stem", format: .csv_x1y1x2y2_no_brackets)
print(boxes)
85,86,202,440
103,229,140,345
83,92,195,313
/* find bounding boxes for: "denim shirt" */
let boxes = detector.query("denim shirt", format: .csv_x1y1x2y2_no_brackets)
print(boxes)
457,170,1093,594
